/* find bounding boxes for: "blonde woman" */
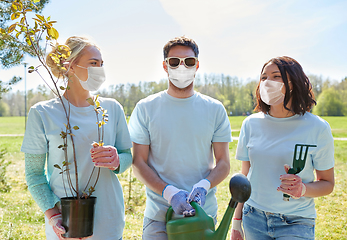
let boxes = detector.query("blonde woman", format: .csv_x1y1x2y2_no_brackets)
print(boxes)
22,36,132,240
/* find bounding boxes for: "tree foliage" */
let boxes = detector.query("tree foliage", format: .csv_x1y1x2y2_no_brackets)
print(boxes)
0,0,50,98
313,88,346,116
0,0,50,68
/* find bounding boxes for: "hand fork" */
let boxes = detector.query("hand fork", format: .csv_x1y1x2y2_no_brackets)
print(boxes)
283,144,317,201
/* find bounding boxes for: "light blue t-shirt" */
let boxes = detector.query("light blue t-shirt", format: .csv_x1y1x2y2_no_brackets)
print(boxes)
21,96,132,240
129,90,232,222
236,112,334,218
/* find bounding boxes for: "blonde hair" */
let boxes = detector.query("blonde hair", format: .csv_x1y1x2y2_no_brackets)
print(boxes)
46,36,98,78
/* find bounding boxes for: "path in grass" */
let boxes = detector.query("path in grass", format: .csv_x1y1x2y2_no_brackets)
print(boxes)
3,134,347,141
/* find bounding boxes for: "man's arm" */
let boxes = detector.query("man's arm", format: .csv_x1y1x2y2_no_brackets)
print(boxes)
132,142,167,195
206,142,230,188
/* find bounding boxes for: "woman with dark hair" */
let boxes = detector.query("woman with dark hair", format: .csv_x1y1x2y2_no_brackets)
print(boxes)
230,56,334,240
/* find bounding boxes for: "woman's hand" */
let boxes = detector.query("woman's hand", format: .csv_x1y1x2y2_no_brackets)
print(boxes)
277,164,306,199
230,218,244,240
90,144,119,171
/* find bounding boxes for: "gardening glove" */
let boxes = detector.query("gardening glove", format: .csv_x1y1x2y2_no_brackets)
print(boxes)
277,164,306,199
188,179,210,207
90,143,119,171
163,185,195,217
230,218,244,240
48,213,66,240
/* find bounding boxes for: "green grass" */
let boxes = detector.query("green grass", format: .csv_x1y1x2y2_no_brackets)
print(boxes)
0,117,26,135
321,116,347,138
0,116,346,239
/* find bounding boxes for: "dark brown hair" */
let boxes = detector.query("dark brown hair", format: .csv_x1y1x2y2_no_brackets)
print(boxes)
163,36,199,59
254,56,316,115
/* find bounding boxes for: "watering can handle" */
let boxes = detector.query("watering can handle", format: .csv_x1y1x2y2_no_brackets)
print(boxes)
166,202,202,223
166,206,174,223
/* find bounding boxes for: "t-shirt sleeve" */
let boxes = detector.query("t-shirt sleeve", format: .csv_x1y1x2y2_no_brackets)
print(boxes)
312,123,335,171
235,118,250,161
114,104,133,151
21,107,48,154
128,103,150,145
212,104,232,143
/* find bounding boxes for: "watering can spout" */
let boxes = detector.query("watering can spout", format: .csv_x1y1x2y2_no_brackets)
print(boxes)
207,173,251,240
206,202,236,240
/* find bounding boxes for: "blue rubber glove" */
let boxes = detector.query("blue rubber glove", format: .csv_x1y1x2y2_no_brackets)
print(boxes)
188,179,211,207
163,185,195,216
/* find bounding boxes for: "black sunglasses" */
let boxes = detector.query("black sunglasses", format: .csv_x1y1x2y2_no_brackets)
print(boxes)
165,57,198,69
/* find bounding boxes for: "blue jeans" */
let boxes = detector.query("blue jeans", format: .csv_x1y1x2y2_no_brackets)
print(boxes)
242,203,315,240
142,217,168,240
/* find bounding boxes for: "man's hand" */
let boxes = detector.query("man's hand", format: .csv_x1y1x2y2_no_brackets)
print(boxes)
163,185,195,216
188,179,210,207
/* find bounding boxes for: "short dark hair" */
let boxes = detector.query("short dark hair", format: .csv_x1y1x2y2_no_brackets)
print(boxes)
254,56,316,115
163,36,199,59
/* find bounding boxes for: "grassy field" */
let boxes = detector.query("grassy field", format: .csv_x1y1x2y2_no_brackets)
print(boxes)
0,116,346,239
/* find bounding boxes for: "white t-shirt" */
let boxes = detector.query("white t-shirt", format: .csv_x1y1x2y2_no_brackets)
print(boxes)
236,112,334,218
21,96,132,240
129,90,232,221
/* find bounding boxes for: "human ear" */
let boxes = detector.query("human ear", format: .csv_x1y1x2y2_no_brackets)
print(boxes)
163,61,168,74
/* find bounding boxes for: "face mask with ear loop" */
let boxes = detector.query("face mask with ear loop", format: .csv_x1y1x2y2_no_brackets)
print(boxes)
259,80,285,106
73,65,106,91
168,65,197,89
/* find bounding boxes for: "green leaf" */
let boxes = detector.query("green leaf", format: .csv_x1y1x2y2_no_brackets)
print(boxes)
0,28,6,34
25,36,32,46
86,98,95,106
8,24,17,33
47,27,59,39
73,126,79,130
33,0,41,3
35,14,45,22
53,164,61,170
28,66,35,69
11,3,18,12
11,12,21,21
32,18,43,23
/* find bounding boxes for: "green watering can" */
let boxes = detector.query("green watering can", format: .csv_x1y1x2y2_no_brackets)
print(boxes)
283,144,317,201
166,173,251,240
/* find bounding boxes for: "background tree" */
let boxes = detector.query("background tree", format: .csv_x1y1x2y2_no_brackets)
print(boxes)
0,0,50,98
313,88,345,116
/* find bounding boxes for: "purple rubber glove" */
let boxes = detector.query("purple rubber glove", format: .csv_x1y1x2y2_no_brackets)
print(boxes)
188,179,210,207
163,185,195,216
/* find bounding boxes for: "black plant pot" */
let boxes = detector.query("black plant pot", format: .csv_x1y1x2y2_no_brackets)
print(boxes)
61,196,97,238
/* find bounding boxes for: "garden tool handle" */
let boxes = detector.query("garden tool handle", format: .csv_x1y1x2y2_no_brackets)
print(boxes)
283,168,297,201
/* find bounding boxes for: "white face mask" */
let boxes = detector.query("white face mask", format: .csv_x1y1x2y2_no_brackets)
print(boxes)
259,80,285,106
168,65,196,89
74,65,106,91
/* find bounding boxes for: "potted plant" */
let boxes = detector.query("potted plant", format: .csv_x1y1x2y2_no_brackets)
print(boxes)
1,0,106,237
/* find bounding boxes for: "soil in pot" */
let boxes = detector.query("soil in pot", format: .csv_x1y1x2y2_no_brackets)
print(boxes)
61,196,97,238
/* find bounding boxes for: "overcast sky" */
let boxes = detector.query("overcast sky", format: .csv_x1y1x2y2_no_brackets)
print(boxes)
2,0,347,93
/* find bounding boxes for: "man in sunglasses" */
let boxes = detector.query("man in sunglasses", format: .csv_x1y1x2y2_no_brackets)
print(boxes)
129,36,232,240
